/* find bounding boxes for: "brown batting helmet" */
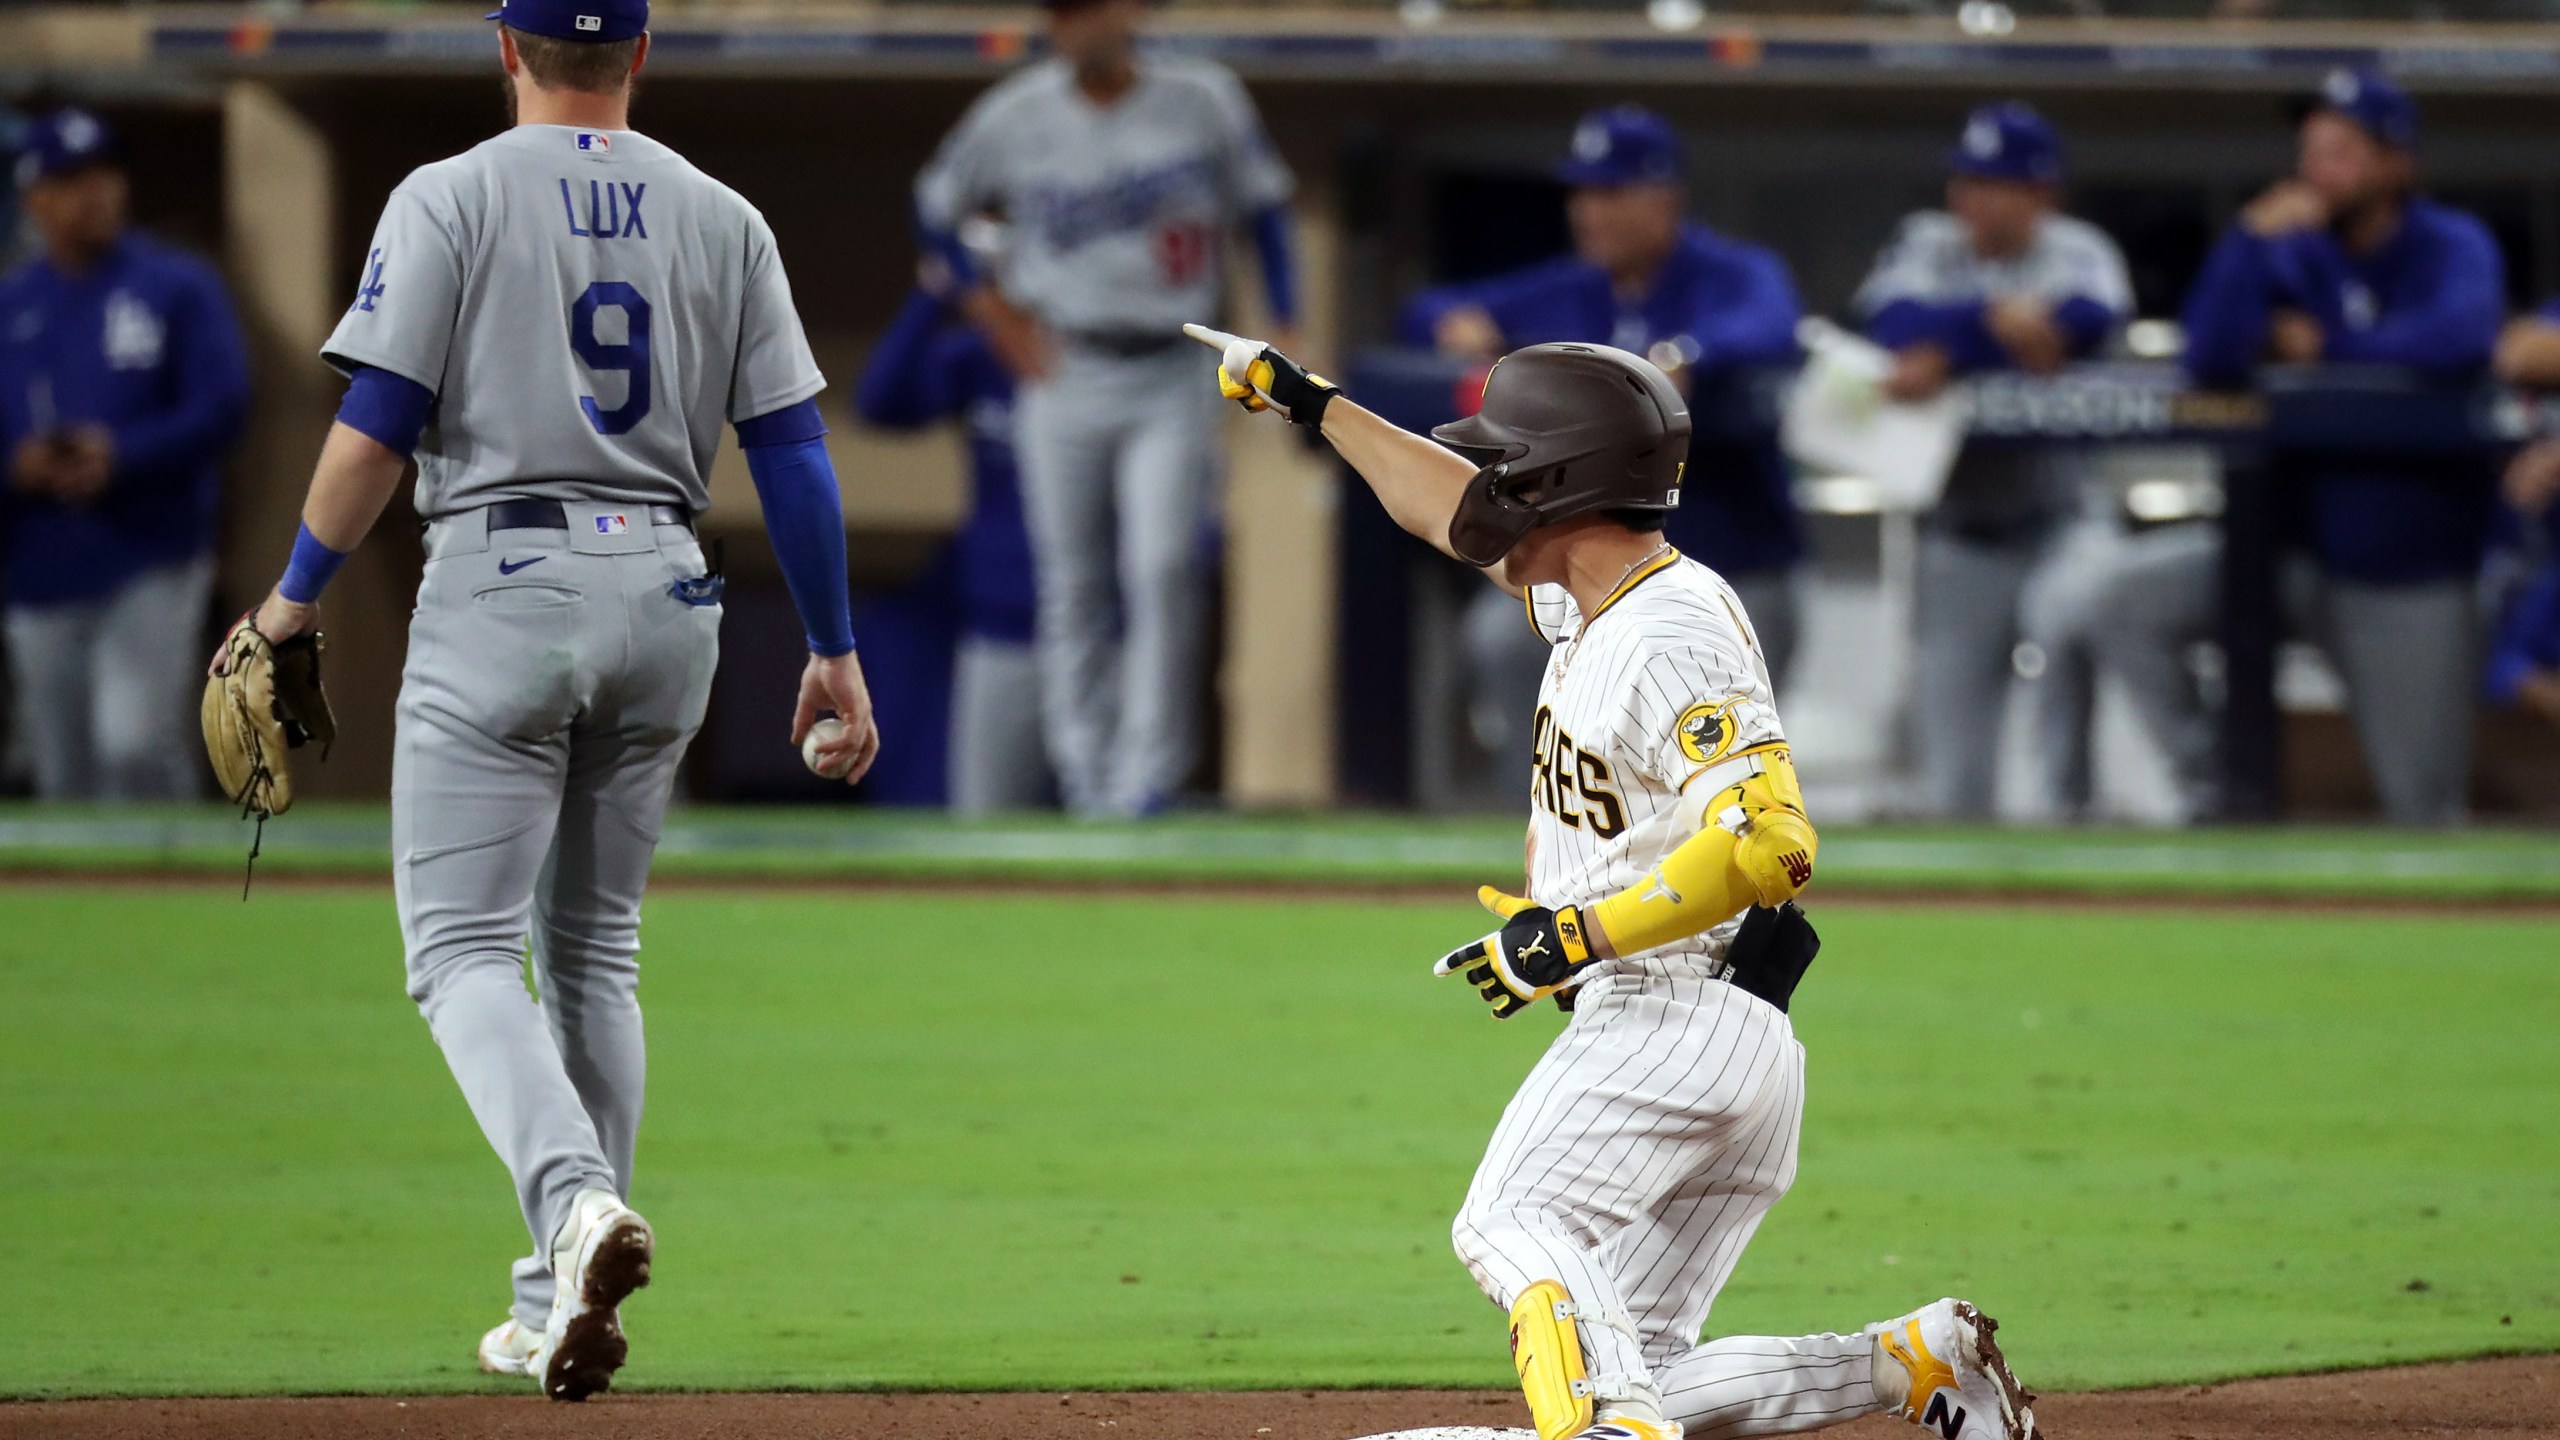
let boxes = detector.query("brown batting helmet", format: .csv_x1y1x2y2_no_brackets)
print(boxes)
1433,343,1691,567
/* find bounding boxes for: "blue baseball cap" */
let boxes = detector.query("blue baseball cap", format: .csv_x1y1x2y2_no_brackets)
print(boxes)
15,108,119,188
1557,106,1685,189
2296,67,2419,150
1948,102,2063,185
485,0,647,44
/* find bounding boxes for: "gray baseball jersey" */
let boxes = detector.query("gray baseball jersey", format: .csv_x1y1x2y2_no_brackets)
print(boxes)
1853,210,2132,320
323,124,823,518
914,56,1293,334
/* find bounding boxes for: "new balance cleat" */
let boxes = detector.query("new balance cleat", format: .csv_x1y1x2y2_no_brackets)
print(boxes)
1876,1298,2040,1440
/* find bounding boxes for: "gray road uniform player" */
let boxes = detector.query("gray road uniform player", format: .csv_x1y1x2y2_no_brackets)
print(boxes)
1854,207,2132,819
916,49,1294,815
326,126,819,1360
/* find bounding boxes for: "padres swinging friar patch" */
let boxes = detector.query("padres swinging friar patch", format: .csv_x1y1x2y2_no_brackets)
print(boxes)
1675,696,1749,767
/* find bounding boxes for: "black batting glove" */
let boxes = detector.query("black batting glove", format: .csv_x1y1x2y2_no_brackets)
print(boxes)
1434,886,1599,1019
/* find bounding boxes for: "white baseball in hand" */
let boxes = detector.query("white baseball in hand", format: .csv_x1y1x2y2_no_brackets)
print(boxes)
802,717,854,779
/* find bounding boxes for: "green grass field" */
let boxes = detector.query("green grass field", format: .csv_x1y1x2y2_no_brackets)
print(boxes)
2,882,2553,1400
7,803,2560,898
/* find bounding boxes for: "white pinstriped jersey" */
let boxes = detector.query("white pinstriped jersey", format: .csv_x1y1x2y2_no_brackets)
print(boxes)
1522,548,1785,978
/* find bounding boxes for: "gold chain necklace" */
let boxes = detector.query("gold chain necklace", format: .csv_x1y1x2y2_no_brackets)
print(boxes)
1556,542,1672,678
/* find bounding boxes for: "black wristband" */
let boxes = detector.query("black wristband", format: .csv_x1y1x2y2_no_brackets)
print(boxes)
1261,350,1339,429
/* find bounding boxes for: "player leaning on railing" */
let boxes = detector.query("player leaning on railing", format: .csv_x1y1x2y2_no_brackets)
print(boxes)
1187,323,2043,1440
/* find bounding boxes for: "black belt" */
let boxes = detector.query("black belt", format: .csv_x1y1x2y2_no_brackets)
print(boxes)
486,500,692,532
1062,328,1186,359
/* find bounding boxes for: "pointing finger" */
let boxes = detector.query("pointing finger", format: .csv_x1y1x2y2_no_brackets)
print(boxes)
1435,938,1492,977
1182,322,1244,352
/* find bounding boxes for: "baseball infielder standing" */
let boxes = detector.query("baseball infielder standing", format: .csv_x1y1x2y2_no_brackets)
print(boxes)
915,0,1297,817
211,0,875,1399
1190,324,2042,1440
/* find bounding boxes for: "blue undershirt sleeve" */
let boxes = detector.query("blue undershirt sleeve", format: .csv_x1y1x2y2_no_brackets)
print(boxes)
1866,298,2006,372
2179,231,2278,387
2050,295,2121,358
738,398,856,657
913,206,981,294
335,364,436,457
1249,205,1298,327
853,289,963,429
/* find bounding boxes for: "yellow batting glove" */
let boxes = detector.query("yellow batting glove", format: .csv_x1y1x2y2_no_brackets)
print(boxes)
1217,360,1272,414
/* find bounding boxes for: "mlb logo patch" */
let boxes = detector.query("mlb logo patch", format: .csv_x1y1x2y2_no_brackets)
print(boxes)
595,513,630,536
576,132,610,154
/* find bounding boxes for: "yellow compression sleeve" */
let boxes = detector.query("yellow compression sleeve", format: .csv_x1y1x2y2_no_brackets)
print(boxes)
1587,750,1818,959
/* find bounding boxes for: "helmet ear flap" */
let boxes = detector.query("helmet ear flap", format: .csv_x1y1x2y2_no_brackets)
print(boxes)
1449,460,1547,567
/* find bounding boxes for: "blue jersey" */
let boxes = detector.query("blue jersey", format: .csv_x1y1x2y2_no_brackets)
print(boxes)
2485,297,2560,703
853,288,1031,643
0,232,249,607
2182,197,2506,585
2486,553,2560,704
1398,222,1805,577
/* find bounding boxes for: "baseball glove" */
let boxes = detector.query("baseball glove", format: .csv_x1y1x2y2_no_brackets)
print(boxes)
202,616,337,822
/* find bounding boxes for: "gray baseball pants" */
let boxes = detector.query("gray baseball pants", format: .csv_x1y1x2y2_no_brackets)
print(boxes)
394,504,719,1329
1911,532,2039,819
4,553,215,800
1013,343,1221,817
2089,531,2478,825
2085,524,2223,823
2013,517,2127,822
948,635,1052,813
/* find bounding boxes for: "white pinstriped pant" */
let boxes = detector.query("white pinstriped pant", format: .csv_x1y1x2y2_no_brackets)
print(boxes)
1454,970,1882,1438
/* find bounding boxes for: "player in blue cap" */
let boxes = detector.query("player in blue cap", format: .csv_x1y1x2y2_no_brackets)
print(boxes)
2492,302,2560,709
2483,296,2560,732
219,0,877,1395
1,107,251,800
2128,68,2506,824
1399,104,1807,767
914,0,1297,819
1852,100,2133,820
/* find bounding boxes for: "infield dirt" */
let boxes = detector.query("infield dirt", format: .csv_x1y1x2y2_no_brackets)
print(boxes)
6,1355,2554,1440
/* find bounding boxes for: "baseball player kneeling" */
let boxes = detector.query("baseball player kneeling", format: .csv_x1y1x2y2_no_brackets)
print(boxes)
1190,325,2043,1440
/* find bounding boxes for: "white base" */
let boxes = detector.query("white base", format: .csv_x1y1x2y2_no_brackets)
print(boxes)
1346,1430,1538,1440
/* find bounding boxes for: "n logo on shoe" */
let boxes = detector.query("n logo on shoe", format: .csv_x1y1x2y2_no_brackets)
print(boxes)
1923,1391,1966,1440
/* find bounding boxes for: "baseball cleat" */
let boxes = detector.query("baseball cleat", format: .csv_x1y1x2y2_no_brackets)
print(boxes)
1508,1279,1597,1440
1876,1298,2040,1440
476,1317,540,1377
1572,1420,1682,1440
530,1188,654,1402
